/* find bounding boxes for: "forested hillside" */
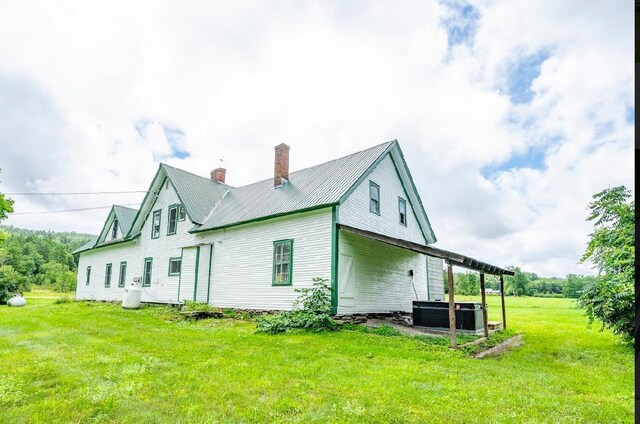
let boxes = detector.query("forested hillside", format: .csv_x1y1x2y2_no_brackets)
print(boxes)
0,225,95,299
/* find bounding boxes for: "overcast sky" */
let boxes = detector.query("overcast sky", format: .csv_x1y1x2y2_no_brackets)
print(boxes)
0,1,633,277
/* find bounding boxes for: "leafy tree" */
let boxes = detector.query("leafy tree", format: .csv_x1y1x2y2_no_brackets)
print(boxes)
504,266,531,296
454,272,479,295
0,193,13,222
578,186,634,343
563,274,595,299
0,264,29,303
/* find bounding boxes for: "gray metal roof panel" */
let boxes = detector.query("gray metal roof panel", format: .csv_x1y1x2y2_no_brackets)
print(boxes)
195,141,394,231
161,164,229,224
113,205,138,236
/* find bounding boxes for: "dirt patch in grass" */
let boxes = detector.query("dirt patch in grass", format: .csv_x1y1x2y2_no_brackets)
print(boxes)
474,334,524,358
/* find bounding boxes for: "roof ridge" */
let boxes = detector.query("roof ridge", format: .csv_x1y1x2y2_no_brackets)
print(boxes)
227,139,396,191
160,163,235,188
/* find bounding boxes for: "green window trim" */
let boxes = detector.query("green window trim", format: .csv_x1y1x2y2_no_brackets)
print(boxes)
118,261,127,288
167,204,179,235
85,266,91,286
168,257,182,276
369,181,380,215
104,263,112,288
151,209,161,239
398,197,407,226
143,257,153,287
272,239,294,286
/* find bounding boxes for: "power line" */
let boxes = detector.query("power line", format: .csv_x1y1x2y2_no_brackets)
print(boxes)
5,190,147,196
11,203,141,215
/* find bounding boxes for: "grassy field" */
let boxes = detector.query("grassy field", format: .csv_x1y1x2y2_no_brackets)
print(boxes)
0,293,633,423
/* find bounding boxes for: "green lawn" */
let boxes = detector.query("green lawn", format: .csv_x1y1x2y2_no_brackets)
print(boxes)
0,293,632,423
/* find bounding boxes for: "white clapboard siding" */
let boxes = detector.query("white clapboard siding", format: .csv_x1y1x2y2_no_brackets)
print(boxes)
75,240,141,302
202,207,333,310
339,153,426,245
195,244,212,303
337,231,428,314
136,180,199,304
427,255,445,301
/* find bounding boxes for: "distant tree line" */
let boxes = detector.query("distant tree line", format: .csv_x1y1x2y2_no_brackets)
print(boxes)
0,225,94,302
443,267,595,299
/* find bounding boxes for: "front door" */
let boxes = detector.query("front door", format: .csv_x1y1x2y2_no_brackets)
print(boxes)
339,241,356,308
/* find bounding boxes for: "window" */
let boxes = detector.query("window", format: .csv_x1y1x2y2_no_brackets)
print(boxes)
118,261,127,288
167,205,178,235
398,197,407,226
272,239,293,286
369,181,380,215
178,205,186,221
168,257,181,276
85,266,91,285
112,219,118,239
143,258,153,287
105,263,112,288
151,210,161,239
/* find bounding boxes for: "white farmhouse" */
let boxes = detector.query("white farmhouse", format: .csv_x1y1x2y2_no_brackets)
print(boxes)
75,140,447,314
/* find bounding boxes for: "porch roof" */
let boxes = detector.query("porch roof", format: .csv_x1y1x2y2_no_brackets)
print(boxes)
338,224,514,276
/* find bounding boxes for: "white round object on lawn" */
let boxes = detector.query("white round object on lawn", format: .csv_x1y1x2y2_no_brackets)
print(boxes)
7,295,26,307
122,285,142,309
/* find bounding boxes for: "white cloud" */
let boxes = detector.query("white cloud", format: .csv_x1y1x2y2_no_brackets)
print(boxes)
0,0,633,277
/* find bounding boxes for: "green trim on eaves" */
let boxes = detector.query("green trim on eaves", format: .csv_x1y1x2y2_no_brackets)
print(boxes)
338,141,396,204
76,233,140,255
388,151,428,244
393,142,437,243
330,205,339,315
193,246,201,301
190,204,335,234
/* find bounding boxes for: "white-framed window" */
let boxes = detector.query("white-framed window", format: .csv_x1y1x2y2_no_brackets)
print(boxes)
105,263,112,288
398,197,407,226
151,210,161,239
168,257,181,276
369,181,380,215
167,205,178,235
143,258,153,287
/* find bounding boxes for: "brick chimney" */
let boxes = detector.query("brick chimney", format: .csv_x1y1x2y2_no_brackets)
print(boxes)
210,167,226,183
274,143,290,187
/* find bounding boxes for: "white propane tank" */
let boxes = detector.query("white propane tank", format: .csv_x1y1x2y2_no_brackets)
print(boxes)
122,282,142,309
7,294,26,307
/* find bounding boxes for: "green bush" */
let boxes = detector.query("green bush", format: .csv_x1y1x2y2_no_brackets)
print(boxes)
255,277,336,334
181,300,217,312
0,265,30,304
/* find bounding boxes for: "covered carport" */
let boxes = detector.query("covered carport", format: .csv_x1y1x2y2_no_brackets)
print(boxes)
338,224,515,349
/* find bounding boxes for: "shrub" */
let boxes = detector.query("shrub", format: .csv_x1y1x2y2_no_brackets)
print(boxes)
181,300,218,312
0,265,29,304
54,296,73,304
255,277,336,334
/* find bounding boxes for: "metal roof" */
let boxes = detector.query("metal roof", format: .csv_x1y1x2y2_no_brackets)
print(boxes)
193,141,394,232
113,205,137,236
161,164,229,224
72,237,97,254
339,224,514,276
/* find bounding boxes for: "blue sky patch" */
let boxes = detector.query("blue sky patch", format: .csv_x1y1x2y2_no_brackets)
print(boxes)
161,123,190,159
594,120,614,139
625,106,634,125
505,50,550,104
442,2,480,48
481,137,560,179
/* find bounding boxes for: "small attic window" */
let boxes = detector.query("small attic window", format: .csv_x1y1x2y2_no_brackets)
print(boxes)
112,219,118,239
369,181,380,215
178,205,186,221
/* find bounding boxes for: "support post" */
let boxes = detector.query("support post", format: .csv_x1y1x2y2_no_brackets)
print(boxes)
500,274,507,330
447,261,457,349
479,272,488,337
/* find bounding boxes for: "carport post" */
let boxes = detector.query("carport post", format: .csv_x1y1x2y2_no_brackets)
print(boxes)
500,274,507,330
479,272,488,337
447,261,457,349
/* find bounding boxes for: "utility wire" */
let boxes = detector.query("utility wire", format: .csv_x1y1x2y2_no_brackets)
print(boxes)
5,190,147,196
12,203,141,215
